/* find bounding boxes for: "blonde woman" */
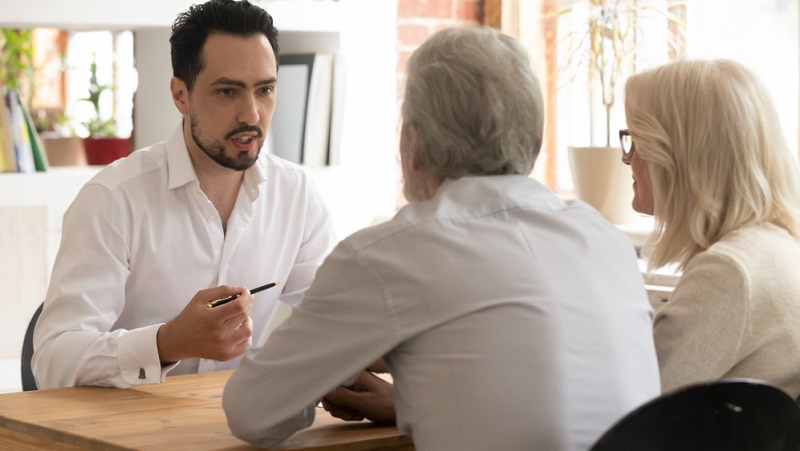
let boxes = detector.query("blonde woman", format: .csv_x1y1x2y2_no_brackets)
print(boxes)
621,58,800,397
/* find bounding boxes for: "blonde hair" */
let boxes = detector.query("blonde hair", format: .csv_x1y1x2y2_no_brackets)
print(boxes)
402,26,544,182
624,59,800,270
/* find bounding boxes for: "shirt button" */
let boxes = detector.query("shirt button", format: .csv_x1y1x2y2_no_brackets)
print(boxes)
207,215,214,222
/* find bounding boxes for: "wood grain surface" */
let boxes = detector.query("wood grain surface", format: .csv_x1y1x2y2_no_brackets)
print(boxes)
0,370,413,451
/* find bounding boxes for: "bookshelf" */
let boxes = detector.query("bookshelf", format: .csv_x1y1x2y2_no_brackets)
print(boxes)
0,0,399,369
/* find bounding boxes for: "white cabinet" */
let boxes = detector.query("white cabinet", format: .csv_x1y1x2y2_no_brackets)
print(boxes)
0,168,99,359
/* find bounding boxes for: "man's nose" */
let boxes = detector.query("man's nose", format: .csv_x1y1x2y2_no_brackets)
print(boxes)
237,95,259,125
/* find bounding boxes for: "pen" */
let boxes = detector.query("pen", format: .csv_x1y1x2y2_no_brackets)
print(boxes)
206,282,280,309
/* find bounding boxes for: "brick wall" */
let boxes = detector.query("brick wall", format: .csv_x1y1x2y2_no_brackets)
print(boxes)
394,0,484,207
397,0,484,105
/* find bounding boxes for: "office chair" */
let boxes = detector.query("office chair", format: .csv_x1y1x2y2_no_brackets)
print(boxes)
591,379,800,451
20,302,44,391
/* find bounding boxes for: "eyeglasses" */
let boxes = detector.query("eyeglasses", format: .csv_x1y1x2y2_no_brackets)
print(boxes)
619,129,634,164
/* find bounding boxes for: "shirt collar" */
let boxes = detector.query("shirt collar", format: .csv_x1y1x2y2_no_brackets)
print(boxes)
166,122,198,190
242,152,268,200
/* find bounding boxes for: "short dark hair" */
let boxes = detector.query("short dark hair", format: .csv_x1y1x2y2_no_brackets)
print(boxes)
170,0,279,91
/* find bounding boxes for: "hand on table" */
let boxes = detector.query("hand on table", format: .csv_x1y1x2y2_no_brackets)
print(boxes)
367,358,389,373
157,285,253,364
322,370,396,425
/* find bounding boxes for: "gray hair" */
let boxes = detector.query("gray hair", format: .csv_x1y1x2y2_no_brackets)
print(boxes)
402,26,544,182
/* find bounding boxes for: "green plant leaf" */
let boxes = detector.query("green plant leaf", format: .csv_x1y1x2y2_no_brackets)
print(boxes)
78,53,117,137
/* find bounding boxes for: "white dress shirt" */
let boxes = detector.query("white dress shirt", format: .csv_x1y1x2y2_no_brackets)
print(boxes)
223,175,661,451
33,124,336,389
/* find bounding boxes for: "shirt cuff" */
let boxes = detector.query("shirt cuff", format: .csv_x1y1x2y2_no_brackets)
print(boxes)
118,323,178,386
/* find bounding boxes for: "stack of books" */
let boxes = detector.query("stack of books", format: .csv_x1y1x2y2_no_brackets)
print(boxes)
0,84,47,173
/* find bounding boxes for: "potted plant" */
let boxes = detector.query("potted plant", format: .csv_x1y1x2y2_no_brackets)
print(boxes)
39,110,87,167
0,29,33,95
80,54,130,165
546,0,684,224
1,29,92,168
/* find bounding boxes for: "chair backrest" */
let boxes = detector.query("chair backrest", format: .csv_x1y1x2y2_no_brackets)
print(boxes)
21,302,44,391
591,379,800,451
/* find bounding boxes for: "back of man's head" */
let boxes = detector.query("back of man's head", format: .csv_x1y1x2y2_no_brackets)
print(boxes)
402,27,544,183
170,0,279,92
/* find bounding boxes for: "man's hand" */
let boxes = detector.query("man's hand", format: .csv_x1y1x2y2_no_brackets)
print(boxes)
321,370,396,424
156,285,254,364
367,358,389,373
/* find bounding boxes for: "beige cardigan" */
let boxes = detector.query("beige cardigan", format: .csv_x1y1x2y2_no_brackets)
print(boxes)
654,223,800,398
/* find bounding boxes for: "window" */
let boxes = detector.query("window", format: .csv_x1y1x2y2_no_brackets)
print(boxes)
686,0,797,159
25,29,136,139
65,30,136,139
488,0,799,190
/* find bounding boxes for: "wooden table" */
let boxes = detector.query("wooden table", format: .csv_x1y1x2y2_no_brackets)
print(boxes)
0,370,413,451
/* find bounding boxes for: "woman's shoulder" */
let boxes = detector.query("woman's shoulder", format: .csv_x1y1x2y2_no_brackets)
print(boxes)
707,223,799,263
668,223,797,312
685,223,800,294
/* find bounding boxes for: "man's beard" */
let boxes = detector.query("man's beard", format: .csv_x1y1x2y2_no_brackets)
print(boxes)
189,111,263,171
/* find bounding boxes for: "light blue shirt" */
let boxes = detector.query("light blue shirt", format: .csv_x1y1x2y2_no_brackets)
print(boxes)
223,175,660,450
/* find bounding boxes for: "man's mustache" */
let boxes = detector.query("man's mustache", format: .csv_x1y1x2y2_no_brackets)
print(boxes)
225,125,264,140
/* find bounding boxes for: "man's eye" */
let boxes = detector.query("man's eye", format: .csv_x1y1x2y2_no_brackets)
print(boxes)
259,86,274,95
219,88,235,96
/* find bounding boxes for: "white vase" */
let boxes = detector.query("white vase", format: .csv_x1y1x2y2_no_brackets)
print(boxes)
568,146,636,225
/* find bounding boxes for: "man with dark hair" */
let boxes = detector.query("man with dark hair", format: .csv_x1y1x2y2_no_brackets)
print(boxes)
170,0,280,92
33,0,335,389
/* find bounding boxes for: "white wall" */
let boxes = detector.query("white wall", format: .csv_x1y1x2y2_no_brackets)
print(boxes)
134,28,181,149
127,0,400,239
1,0,399,239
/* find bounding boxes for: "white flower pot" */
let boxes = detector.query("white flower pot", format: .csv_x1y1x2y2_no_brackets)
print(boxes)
569,145,636,225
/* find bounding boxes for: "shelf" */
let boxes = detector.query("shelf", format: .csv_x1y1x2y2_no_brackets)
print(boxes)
0,167,99,206
0,0,345,31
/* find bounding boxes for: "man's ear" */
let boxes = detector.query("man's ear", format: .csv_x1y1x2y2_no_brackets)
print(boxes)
404,124,421,170
170,77,189,116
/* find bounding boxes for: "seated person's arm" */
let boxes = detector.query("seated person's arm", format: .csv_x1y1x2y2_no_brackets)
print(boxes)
33,185,254,389
222,241,396,448
654,251,746,392
156,286,254,365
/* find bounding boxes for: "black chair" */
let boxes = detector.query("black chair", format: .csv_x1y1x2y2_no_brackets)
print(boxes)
21,302,44,391
591,379,800,451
